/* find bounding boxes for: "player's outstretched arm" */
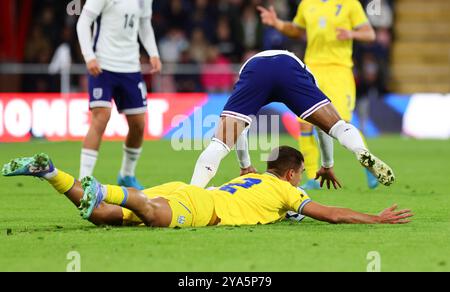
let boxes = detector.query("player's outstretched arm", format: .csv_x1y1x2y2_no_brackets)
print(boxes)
302,201,413,224
257,5,304,39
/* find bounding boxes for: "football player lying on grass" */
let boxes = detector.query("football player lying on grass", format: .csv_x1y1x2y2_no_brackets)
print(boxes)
2,146,412,228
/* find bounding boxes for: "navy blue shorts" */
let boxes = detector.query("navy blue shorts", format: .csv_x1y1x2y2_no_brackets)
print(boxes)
222,54,330,124
88,70,148,115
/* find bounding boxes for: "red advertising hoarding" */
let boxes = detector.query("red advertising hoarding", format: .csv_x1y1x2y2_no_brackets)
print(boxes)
0,93,208,142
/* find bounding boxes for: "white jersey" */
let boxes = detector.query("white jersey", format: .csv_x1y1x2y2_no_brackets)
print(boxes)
239,50,307,75
80,0,155,73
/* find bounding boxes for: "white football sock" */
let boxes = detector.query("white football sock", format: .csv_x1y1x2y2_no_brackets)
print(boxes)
79,148,98,179
328,120,367,156
120,146,142,177
190,138,231,188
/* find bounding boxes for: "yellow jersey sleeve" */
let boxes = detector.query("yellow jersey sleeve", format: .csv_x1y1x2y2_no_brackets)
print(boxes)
285,186,312,214
350,0,369,29
293,1,306,28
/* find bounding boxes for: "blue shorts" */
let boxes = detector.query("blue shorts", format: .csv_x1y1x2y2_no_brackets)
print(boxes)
222,54,330,124
88,70,148,115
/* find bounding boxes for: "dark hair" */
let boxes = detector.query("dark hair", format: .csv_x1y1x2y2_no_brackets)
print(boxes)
267,146,304,177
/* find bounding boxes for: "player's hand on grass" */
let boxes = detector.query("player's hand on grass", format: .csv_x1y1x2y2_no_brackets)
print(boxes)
150,57,162,74
377,204,413,224
257,5,282,29
336,28,353,41
240,165,258,176
315,166,342,189
86,59,103,77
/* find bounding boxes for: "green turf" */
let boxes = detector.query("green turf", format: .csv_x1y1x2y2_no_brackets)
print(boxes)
0,136,449,271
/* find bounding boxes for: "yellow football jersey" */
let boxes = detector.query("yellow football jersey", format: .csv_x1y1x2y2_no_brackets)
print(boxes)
293,0,369,68
210,173,312,226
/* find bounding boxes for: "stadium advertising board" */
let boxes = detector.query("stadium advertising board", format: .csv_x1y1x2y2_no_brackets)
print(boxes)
0,93,208,142
1,93,449,142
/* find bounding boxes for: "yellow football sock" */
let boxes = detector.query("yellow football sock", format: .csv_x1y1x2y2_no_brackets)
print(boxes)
47,170,76,194
105,185,129,207
299,131,320,180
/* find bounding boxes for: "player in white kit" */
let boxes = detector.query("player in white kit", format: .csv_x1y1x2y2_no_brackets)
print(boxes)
77,0,161,190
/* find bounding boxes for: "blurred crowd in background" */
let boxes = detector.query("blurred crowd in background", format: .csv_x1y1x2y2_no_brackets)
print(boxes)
11,0,395,101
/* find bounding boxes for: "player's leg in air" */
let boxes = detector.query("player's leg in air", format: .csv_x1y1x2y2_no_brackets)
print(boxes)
298,65,379,190
329,66,379,189
191,51,395,189
2,153,124,226
292,99,395,186
1,153,191,227
275,54,394,187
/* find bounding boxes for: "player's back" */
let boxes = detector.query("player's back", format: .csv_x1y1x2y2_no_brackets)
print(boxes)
209,173,311,226
140,173,311,227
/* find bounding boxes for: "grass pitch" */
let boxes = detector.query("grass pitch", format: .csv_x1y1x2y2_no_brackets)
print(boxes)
0,136,449,272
